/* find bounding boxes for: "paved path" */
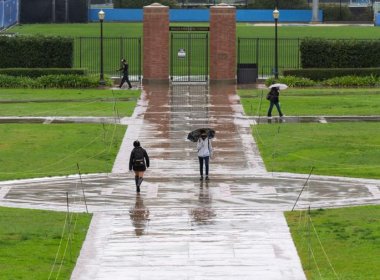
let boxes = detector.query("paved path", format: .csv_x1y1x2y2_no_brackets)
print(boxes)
0,84,379,279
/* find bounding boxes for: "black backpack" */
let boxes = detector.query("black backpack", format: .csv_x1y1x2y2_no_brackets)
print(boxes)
133,147,145,167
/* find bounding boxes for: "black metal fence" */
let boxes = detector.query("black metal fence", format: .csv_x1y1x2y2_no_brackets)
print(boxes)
74,37,141,81
238,38,301,78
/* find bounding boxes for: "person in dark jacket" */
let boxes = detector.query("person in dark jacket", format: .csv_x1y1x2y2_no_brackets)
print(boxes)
118,58,132,89
267,87,284,117
129,140,149,192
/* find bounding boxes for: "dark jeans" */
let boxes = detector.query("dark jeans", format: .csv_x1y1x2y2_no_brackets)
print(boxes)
120,74,132,88
198,156,210,176
267,101,283,117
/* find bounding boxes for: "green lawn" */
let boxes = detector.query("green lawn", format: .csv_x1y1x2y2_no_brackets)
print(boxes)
239,88,380,116
252,122,380,179
0,89,140,117
9,23,380,39
0,206,92,280
0,124,126,181
285,205,380,280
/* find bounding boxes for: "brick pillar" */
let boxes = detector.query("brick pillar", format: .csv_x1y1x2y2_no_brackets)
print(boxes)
210,4,236,84
143,3,169,84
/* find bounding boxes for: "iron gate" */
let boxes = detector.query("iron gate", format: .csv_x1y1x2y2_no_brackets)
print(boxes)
170,32,209,82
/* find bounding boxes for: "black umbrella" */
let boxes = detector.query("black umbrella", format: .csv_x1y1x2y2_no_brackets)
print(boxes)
187,128,215,142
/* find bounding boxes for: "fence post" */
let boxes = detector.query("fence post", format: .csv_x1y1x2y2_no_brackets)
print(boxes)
79,37,82,68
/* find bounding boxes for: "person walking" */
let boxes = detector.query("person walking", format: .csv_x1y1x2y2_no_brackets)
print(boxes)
267,86,284,117
197,130,213,181
118,58,132,89
129,140,149,193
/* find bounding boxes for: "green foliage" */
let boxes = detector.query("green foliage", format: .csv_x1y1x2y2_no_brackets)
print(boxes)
0,35,73,68
322,75,379,87
300,38,380,68
321,4,373,21
114,0,179,8
0,206,92,279
321,4,353,21
0,74,112,88
265,76,316,87
283,68,380,81
0,68,87,78
247,0,308,9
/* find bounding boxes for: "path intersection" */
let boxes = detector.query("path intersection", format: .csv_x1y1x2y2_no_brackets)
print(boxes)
0,84,379,280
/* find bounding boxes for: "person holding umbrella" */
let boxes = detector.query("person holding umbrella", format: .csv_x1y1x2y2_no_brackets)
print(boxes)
129,140,149,193
267,85,284,118
197,129,213,181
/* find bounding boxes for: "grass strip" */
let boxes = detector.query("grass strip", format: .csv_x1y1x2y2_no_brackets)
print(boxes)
252,122,380,179
285,205,380,280
239,88,380,116
0,89,140,117
0,123,126,181
0,206,92,280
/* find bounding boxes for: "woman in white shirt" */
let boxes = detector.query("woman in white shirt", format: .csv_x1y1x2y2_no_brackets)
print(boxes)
197,131,213,180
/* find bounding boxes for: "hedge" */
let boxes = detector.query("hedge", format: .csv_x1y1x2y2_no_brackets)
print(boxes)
0,74,112,88
265,75,380,88
283,68,380,81
0,68,87,78
0,36,73,68
300,38,380,68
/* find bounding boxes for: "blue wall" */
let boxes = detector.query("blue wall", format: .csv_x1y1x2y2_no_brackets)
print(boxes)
0,0,18,30
376,13,380,26
89,8,323,23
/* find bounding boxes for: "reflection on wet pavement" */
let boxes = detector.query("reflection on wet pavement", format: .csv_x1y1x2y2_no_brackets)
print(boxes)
1,83,379,280
129,194,150,236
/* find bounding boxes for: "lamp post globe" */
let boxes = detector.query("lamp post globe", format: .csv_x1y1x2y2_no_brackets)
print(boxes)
98,9,105,21
98,10,105,86
273,8,279,79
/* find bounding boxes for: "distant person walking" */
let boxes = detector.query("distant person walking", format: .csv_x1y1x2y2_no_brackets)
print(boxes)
118,58,132,89
129,140,149,193
197,130,213,181
266,87,284,117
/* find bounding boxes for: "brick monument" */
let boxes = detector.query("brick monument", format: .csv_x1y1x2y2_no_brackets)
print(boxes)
143,3,236,84
210,3,236,84
143,3,169,84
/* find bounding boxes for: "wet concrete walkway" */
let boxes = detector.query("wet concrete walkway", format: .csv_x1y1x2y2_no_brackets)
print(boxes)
0,84,380,280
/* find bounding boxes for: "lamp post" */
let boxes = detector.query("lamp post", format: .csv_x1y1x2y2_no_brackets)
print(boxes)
273,7,279,79
98,9,105,86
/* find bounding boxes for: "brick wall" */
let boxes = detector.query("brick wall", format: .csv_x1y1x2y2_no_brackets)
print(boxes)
143,3,169,84
210,4,236,84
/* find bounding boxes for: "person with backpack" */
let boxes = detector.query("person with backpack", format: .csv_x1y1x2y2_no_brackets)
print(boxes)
197,130,213,181
129,140,150,193
266,87,284,118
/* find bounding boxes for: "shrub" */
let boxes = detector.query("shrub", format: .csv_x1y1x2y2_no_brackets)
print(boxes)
300,38,380,68
283,68,380,81
322,75,379,87
265,76,316,87
0,68,87,78
0,36,73,68
0,74,112,88
321,4,353,21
